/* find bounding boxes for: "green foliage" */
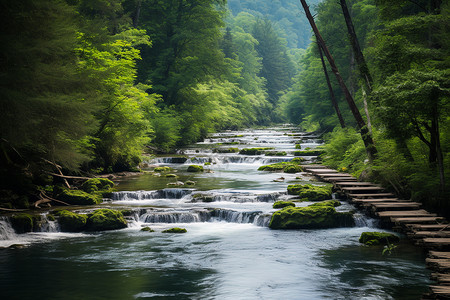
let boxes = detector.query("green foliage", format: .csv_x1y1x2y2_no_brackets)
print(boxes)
287,184,332,201
294,150,326,156
162,227,187,233
273,201,295,209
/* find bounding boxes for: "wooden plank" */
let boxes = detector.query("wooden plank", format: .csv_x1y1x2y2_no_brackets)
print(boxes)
370,203,421,209
352,198,400,203
431,273,450,285
378,210,435,218
341,186,385,191
318,173,352,177
391,217,445,224
429,252,450,259
335,182,379,186
308,169,338,174
323,177,357,182
423,238,450,245
348,193,395,198
302,165,329,170
408,224,450,231
413,231,450,238
430,285,450,296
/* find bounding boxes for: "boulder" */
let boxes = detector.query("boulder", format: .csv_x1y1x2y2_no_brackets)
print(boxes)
187,165,204,172
359,232,400,246
56,210,88,232
81,178,114,193
273,201,295,209
85,209,127,231
57,189,102,205
287,184,332,201
162,227,187,233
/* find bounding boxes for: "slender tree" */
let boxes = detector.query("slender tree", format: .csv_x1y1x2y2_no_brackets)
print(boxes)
299,0,377,161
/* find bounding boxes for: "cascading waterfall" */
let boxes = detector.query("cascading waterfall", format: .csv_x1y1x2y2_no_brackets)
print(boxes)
111,189,193,201
0,216,16,240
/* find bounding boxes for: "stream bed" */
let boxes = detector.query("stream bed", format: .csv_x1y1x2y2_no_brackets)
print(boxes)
0,126,431,299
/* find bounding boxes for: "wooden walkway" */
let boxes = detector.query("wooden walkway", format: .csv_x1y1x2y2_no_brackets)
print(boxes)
303,165,450,300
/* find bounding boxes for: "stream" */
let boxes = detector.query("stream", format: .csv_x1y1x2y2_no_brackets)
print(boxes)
0,126,431,299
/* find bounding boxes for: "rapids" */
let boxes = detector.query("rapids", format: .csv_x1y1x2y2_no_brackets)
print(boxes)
0,126,430,299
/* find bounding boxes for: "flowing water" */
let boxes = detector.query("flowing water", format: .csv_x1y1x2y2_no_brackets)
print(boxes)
0,126,430,299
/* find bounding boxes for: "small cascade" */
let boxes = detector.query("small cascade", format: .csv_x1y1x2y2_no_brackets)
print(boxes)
111,189,193,201
189,191,285,203
353,213,379,228
0,216,16,240
210,209,263,224
140,210,211,223
146,157,188,164
38,214,59,233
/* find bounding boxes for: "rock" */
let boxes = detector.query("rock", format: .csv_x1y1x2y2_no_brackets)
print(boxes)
287,184,332,201
269,202,354,229
57,189,102,205
273,201,295,209
165,174,178,178
85,209,127,231
154,166,172,172
187,165,204,172
11,213,34,233
55,210,88,232
167,181,184,187
185,180,196,186
141,226,155,232
81,178,114,193
239,147,274,155
359,232,400,246
191,193,214,203
162,227,187,233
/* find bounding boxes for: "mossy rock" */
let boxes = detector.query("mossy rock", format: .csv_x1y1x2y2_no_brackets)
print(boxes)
187,165,204,172
258,162,303,173
81,178,114,193
239,147,274,155
273,201,295,209
192,193,214,203
213,148,239,153
154,166,172,172
295,144,302,149
57,189,102,205
265,151,287,156
162,227,187,233
269,205,354,229
294,150,326,156
86,209,127,231
284,165,303,173
359,232,400,246
309,200,341,207
56,210,88,232
287,184,332,201
165,174,178,178
204,162,211,166
11,213,34,233
185,180,196,186
141,226,155,232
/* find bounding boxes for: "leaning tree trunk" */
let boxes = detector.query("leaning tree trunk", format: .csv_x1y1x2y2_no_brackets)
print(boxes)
299,0,377,162
317,41,346,128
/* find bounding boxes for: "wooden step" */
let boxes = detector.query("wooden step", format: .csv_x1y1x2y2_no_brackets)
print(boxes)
426,258,450,272
335,182,379,186
391,217,445,224
349,193,396,198
302,165,329,170
352,198,400,203
318,173,352,177
429,252,450,259
429,285,450,297
341,186,385,192
308,169,338,174
370,202,421,209
378,210,435,218
430,273,450,285
413,231,450,238
323,177,357,182
408,224,450,231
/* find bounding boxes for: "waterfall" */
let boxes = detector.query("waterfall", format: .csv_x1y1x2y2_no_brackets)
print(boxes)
0,217,16,240
38,214,59,233
140,210,211,223
210,209,263,224
111,189,193,201
353,213,379,228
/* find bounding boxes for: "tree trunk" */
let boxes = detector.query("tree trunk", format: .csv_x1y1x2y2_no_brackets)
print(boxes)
299,0,377,161
317,42,346,128
133,0,142,28
339,0,373,91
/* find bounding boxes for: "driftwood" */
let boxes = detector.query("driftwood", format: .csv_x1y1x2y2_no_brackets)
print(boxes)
32,191,71,208
45,172,92,180
0,207,27,212
42,159,71,189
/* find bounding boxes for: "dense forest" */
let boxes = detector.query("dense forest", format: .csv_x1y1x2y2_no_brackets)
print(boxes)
0,0,449,215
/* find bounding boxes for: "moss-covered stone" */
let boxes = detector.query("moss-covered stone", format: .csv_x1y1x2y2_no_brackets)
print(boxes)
359,232,400,246
269,204,354,229
239,147,274,155
309,200,341,207
11,213,34,233
165,174,178,178
57,189,102,205
273,201,295,209
86,209,127,231
192,193,214,202
56,210,88,232
294,150,325,156
81,178,114,193
258,162,303,173
154,166,172,172
287,184,332,201
187,165,204,172
284,165,303,173
213,148,239,153
265,151,287,156
162,227,187,233
185,180,196,186
141,226,155,232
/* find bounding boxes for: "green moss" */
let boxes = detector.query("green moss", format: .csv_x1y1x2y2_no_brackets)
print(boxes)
162,227,187,233
57,189,102,205
81,178,114,193
165,174,178,178
56,210,88,232
284,165,303,173
359,232,400,246
269,205,354,229
185,180,196,186
265,151,287,156
154,166,172,172
192,193,214,202
287,184,332,201
86,209,127,231
295,144,302,149
141,226,155,232
187,165,204,172
309,200,341,207
239,147,274,155
258,161,303,173
204,162,211,165
273,201,295,209
11,213,34,233
294,150,325,156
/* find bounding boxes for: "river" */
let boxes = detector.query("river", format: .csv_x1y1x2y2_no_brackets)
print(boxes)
0,126,430,299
